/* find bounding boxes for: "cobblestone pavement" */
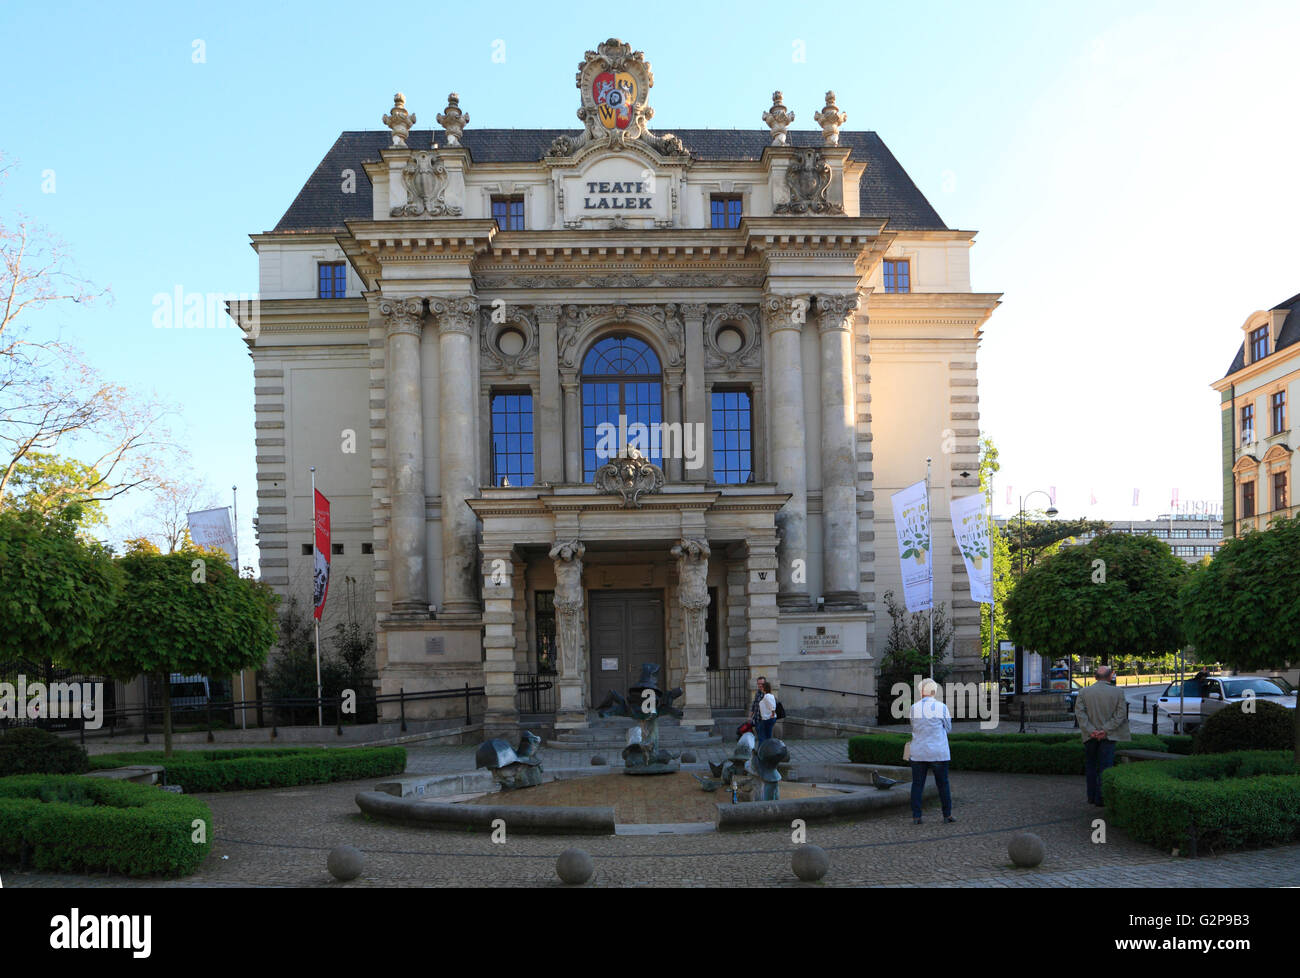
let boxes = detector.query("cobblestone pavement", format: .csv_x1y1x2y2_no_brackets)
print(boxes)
8,746,1300,887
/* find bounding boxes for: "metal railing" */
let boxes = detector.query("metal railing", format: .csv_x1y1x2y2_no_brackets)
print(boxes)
707,667,751,710
514,672,557,714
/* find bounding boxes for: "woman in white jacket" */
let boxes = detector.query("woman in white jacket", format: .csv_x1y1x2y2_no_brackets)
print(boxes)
909,678,955,825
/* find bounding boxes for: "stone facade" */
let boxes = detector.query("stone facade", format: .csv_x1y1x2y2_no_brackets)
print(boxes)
235,39,1000,736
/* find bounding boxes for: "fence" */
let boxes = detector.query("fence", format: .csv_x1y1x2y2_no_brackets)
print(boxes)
0,658,116,732
708,667,751,710
514,672,557,714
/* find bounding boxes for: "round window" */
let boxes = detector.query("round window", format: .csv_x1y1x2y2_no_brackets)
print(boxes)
497,328,525,356
715,326,744,354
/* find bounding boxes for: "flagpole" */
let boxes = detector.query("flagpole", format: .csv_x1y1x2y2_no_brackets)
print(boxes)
987,464,995,696
926,456,934,680
232,485,245,730
311,466,323,728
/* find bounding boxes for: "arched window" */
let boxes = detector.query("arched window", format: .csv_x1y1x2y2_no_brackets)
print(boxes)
581,335,663,480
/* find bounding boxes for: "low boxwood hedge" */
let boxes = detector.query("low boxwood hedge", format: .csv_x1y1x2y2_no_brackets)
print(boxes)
87,746,406,793
0,728,89,776
1104,750,1300,854
847,731,1181,774
0,775,212,876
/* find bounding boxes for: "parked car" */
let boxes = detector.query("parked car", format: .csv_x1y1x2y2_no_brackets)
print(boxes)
1156,676,1296,732
1064,679,1084,713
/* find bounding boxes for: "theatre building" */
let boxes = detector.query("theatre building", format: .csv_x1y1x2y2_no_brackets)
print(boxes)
237,39,1000,735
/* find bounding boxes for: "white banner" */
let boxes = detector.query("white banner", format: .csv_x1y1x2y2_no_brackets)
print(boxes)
950,493,993,604
187,507,236,568
891,480,932,613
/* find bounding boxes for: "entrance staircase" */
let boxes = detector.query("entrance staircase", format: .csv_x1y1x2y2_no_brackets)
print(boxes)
547,714,723,751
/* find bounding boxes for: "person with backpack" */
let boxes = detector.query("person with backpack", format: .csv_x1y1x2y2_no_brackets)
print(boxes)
756,678,779,745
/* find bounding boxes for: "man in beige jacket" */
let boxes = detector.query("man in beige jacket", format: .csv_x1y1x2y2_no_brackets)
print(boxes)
1074,665,1131,806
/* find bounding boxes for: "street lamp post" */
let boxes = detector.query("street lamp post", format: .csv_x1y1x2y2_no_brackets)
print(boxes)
1015,490,1058,696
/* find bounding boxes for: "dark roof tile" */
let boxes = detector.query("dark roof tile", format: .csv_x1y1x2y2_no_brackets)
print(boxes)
1224,292,1300,377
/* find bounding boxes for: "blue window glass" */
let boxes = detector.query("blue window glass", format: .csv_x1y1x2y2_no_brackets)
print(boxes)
711,389,753,484
492,196,525,231
883,259,910,294
491,392,534,486
318,262,346,299
581,335,663,480
710,195,742,229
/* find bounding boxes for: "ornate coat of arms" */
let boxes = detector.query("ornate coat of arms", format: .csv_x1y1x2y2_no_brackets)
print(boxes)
593,448,665,508
775,148,844,215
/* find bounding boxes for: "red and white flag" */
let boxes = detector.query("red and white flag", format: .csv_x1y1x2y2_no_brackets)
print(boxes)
1132,488,1140,507
1171,487,1180,508
1005,486,1012,505
313,489,331,621
1090,489,1097,506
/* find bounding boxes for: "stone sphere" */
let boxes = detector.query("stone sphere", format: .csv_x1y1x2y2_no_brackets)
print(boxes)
791,845,829,882
1008,832,1045,868
590,755,607,766
327,845,365,881
681,751,697,764
556,847,595,885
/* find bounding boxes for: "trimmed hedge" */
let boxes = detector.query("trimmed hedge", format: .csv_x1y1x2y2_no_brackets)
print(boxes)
88,746,406,793
847,731,1181,774
1104,751,1300,854
0,728,89,776
1193,701,1294,754
0,775,212,876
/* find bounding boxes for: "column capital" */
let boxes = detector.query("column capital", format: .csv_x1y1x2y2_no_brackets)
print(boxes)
533,303,563,325
815,292,862,332
379,297,425,338
762,293,811,333
427,294,479,335
680,302,708,322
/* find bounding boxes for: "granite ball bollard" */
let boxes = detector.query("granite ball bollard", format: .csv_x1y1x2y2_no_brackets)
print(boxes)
590,755,607,766
680,751,697,764
327,845,365,881
556,847,595,885
792,845,829,882
1008,832,1045,868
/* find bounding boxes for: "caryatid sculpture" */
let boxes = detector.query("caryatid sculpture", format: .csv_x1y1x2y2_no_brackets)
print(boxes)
672,538,710,673
549,540,586,677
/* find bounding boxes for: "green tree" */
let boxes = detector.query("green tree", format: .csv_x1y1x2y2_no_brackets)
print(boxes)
976,437,1011,669
877,589,955,724
2,452,109,528
74,549,279,755
1005,532,1188,664
1181,514,1300,760
0,506,121,665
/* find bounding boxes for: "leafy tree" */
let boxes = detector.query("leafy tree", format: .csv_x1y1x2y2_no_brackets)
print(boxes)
877,589,955,724
976,437,1012,669
1005,514,1110,571
3,452,108,528
1181,515,1300,760
74,549,279,755
0,506,121,666
1005,532,1187,665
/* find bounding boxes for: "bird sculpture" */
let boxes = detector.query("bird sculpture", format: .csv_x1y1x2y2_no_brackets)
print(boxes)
871,769,899,790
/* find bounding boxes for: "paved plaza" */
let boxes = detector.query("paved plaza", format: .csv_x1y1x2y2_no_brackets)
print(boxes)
7,737,1300,887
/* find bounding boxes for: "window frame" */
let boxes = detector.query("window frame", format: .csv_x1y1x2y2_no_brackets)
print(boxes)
1274,470,1288,512
580,335,664,481
1251,325,1270,362
883,258,911,294
709,194,743,229
1241,403,1255,445
1241,480,1256,518
710,386,754,485
489,389,535,487
1273,390,1287,434
490,195,526,231
317,261,347,299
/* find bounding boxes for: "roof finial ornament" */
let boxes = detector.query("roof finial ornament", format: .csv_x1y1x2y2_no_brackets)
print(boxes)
763,91,795,146
814,91,847,146
437,93,469,147
383,93,416,149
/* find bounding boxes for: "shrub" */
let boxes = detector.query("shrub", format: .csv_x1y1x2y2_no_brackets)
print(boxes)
0,728,89,776
88,746,405,792
0,774,212,876
1104,751,1300,854
847,731,1177,774
1193,701,1294,755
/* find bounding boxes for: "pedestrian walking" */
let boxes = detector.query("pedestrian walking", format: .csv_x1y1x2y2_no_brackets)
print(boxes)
1074,664,1131,806
908,678,954,825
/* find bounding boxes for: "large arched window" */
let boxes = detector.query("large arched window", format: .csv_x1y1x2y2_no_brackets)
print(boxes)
581,335,663,480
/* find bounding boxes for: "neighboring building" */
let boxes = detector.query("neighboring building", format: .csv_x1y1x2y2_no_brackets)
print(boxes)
233,39,1000,734
1073,515,1223,563
1212,292,1300,537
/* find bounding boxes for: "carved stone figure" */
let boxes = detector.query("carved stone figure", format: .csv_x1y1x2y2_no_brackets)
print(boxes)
549,540,585,674
436,93,469,147
672,538,710,673
813,91,847,146
382,93,416,148
775,148,844,215
762,91,795,145
391,151,463,218
594,449,666,507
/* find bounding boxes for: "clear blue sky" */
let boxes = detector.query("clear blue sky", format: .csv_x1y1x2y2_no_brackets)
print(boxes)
3,0,1297,556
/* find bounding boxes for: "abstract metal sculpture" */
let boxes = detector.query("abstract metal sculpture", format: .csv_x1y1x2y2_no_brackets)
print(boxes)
475,730,545,790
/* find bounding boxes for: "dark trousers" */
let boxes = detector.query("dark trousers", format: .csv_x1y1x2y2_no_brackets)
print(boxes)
910,761,952,819
1084,738,1117,803
756,717,776,745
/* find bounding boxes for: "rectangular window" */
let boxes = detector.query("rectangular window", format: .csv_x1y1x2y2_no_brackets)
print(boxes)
318,262,346,299
709,195,743,229
1242,481,1256,518
1274,471,1288,512
534,591,556,675
491,196,525,231
1171,529,1188,538
490,392,534,486
883,259,911,294
331,543,344,555
1241,404,1255,445
711,389,753,484
1273,391,1287,434
1251,326,1270,362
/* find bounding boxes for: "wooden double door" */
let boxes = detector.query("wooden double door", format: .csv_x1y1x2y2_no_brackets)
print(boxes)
588,590,665,708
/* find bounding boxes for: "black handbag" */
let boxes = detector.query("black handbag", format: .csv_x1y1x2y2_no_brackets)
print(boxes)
775,700,786,720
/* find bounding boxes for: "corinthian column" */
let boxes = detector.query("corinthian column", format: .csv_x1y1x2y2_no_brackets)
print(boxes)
428,295,480,618
672,538,713,729
382,297,430,616
817,293,862,607
550,539,588,729
762,294,811,608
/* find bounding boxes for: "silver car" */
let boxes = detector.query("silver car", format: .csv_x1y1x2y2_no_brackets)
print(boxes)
1157,676,1296,732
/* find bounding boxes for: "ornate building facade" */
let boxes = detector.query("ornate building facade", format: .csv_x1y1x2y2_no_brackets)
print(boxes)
238,40,1000,734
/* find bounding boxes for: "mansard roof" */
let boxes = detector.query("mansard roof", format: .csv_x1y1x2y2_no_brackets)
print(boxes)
271,128,948,235
1223,291,1300,377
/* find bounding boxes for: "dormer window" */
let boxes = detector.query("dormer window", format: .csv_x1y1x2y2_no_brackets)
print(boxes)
1251,325,1269,362
318,261,346,299
491,195,525,231
883,259,910,293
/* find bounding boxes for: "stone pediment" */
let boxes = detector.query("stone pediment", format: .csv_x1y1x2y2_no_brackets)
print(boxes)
549,148,685,230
